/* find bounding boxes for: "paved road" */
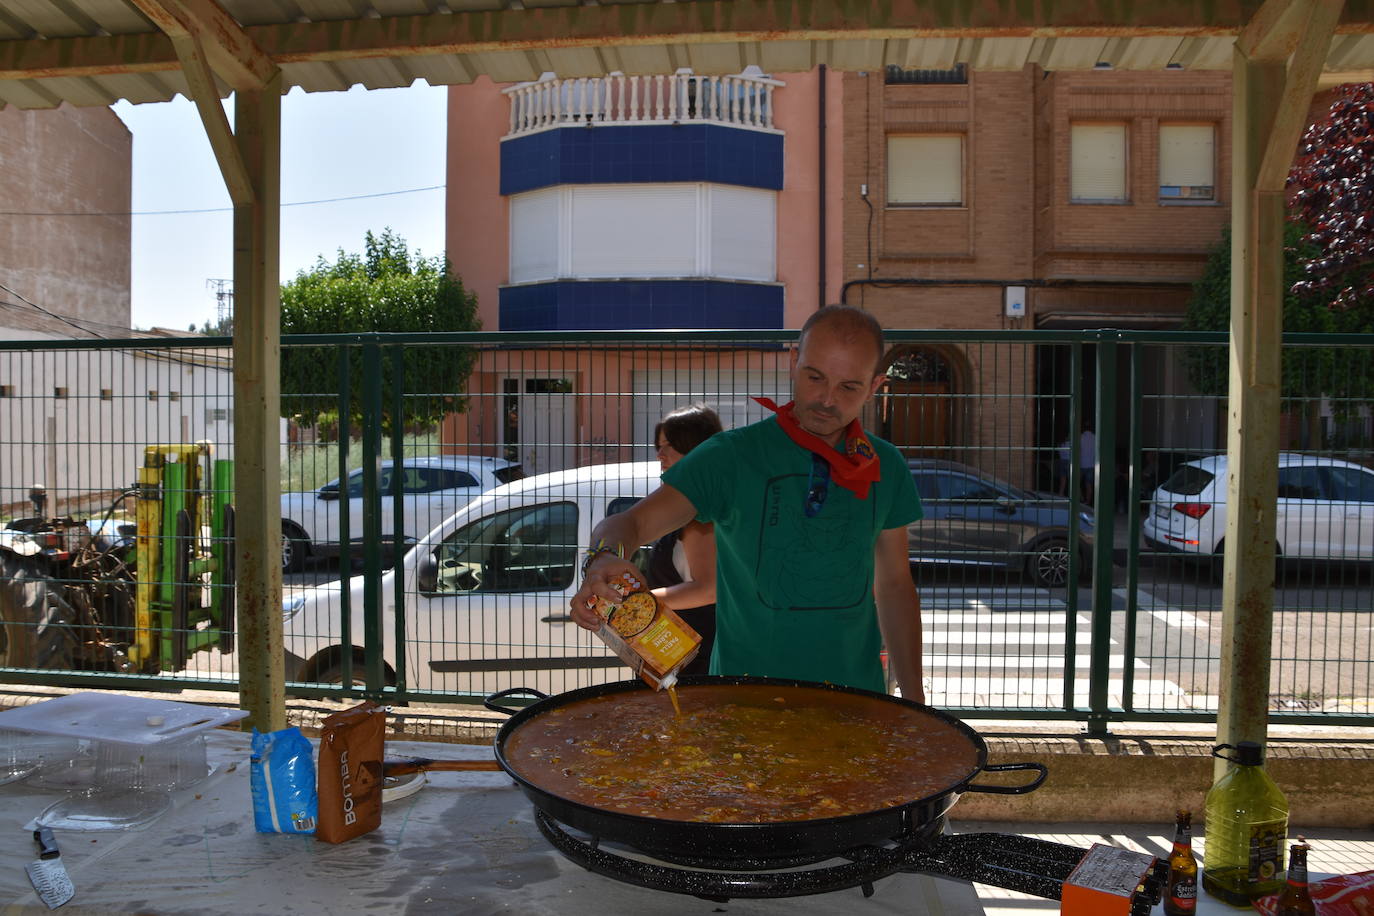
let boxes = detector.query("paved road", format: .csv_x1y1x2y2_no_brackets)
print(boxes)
913,555,1373,715
272,552,1373,714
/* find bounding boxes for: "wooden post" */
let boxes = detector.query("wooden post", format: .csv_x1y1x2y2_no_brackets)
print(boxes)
1216,0,1343,779
232,72,285,732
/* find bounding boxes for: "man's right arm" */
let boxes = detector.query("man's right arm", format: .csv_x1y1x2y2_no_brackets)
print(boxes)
569,483,698,629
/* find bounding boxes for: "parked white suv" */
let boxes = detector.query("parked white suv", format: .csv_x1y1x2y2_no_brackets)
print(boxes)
282,461,659,695
1142,452,1374,578
279,455,523,572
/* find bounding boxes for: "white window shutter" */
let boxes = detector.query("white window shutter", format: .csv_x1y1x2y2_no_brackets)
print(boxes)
887,135,963,205
509,188,561,283
569,185,698,277
1159,124,1215,199
708,186,776,281
1071,124,1127,202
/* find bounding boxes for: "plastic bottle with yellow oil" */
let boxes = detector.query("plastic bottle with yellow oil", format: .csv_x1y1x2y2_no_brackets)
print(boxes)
1202,741,1289,906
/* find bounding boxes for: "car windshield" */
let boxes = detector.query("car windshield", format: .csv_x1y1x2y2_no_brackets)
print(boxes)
493,465,526,484
912,467,1035,502
1159,464,1215,496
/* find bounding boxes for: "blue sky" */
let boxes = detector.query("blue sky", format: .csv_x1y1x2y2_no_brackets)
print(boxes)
112,82,448,331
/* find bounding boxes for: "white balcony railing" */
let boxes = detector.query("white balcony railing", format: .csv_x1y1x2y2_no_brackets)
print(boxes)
502,72,784,138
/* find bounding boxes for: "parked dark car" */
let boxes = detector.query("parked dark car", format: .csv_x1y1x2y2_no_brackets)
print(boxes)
907,459,1095,588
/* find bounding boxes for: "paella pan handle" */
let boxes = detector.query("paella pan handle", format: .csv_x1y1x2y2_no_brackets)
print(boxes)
483,687,549,717
962,762,1048,795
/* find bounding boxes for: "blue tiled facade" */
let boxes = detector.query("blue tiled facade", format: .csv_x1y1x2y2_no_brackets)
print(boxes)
501,124,784,195
499,280,783,331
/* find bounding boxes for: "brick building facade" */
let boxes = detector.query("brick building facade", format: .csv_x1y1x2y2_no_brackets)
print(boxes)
842,66,1236,485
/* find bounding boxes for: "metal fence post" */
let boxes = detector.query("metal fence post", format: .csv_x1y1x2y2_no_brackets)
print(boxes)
1120,341,1144,716
361,338,386,694
1087,333,1119,735
336,344,353,687
389,343,408,694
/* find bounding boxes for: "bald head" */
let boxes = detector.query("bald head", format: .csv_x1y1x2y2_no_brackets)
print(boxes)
798,306,887,378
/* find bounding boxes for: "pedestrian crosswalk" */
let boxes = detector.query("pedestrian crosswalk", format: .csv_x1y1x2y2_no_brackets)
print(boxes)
920,587,1188,709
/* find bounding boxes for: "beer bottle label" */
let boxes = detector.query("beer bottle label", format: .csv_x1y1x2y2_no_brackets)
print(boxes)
1173,879,1197,900
1247,821,1286,882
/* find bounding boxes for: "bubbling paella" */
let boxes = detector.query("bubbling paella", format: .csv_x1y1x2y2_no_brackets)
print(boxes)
502,682,980,823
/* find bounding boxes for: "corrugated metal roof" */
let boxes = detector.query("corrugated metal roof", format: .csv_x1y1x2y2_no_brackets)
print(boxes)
1,0,1372,110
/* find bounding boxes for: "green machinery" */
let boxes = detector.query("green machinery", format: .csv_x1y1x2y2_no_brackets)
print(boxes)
0,442,235,674
131,443,235,671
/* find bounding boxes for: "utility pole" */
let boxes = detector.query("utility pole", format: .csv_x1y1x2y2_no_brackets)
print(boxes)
207,279,234,331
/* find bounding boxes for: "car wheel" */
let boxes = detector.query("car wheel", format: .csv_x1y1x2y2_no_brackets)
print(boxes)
281,524,309,574
1026,539,1073,589
1208,540,1227,586
1209,539,1282,587
315,650,396,688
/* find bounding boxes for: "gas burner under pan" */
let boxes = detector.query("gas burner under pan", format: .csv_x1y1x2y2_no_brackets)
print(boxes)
534,809,936,901
534,811,1161,905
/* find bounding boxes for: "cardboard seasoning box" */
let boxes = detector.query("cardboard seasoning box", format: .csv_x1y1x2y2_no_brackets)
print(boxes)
590,570,701,690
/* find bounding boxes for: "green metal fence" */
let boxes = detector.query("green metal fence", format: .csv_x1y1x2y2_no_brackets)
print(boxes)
2,329,1371,729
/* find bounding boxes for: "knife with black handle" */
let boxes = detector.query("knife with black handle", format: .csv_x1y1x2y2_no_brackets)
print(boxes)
26,826,75,909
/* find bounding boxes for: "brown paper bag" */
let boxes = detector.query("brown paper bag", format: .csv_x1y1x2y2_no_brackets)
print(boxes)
315,700,385,844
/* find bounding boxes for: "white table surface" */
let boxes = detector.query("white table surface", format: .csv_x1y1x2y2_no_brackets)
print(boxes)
1,730,1369,915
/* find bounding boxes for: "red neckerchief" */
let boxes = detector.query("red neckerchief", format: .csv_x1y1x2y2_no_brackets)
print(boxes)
754,397,881,499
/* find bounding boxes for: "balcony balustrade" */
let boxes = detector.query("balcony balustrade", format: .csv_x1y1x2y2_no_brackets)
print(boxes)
502,72,783,138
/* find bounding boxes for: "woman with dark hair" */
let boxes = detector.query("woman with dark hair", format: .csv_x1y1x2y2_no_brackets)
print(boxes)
647,403,723,676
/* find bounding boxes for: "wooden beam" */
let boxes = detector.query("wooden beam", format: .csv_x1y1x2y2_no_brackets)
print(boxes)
129,0,275,91
1236,0,1306,60
3,0,1374,81
1318,68,1374,86
1255,0,1344,191
167,31,255,206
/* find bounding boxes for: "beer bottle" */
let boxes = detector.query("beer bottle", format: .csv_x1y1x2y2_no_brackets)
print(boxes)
1275,840,1316,916
1163,809,1199,915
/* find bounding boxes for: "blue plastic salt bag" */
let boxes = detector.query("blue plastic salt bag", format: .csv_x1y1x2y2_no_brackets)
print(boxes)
250,726,317,834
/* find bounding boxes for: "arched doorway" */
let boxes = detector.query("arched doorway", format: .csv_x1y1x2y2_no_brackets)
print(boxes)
880,346,958,459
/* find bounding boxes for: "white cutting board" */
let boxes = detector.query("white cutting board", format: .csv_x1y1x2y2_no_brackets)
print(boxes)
0,693,248,745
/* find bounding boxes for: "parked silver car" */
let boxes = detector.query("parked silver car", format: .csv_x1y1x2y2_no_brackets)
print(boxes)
279,455,524,572
907,459,1095,588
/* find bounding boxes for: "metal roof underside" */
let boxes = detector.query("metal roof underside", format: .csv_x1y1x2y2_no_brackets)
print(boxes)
1,0,1373,110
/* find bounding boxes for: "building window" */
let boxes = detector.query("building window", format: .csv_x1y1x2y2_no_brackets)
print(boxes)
885,64,967,85
1071,123,1128,202
887,135,963,206
509,183,776,283
1159,124,1215,201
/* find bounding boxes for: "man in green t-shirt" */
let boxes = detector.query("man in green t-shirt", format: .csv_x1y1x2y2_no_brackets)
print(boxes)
571,306,925,700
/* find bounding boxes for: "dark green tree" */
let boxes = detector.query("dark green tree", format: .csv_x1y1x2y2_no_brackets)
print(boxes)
279,229,481,434
1183,222,1374,446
